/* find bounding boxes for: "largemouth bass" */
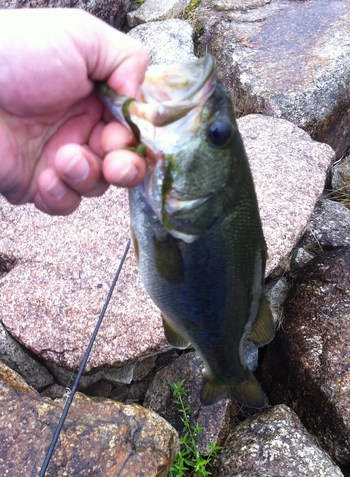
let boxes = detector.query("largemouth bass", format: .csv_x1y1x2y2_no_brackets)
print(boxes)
99,56,275,408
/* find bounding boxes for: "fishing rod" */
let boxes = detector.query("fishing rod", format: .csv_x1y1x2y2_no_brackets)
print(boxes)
38,239,131,477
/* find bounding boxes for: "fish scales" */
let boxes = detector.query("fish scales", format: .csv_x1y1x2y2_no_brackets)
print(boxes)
100,56,275,408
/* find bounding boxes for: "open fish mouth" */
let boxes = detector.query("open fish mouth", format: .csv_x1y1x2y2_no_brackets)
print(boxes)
99,56,217,129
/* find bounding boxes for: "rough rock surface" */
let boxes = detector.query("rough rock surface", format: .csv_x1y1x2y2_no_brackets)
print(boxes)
0,322,53,391
214,404,344,477
0,360,178,476
0,188,167,372
237,115,333,275
332,153,350,196
127,0,191,27
194,0,350,158
263,247,350,465
0,115,333,369
300,199,350,252
129,19,196,65
144,352,238,454
0,0,131,28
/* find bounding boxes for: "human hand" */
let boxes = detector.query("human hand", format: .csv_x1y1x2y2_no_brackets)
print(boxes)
0,8,149,215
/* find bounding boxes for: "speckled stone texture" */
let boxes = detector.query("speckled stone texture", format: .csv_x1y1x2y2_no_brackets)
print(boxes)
214,405,343,477
129,19,197,65
127,0,191,27
193,0,350,158
237,115,334,275
0,360,178,476
263,247,350,465
0,188,168,372
144,351,238,454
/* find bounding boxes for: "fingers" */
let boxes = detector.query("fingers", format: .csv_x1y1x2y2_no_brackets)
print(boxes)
34,144,107,215
103,150,147,188
84,12,150,98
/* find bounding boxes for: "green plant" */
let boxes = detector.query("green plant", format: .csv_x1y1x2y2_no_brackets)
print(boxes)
169,380,221,477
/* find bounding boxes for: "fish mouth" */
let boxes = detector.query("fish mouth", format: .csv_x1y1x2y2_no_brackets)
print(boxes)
99,56,217,129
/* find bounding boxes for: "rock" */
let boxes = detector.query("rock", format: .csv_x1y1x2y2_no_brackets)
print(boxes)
300,199,350,252
0,321,53,391
0,188,168,372
193,0,350,158
263,247,350,465
237,115,334,275
0,115,332,373
0,360,178,476
144,352,238,454
332,153,350,197
129,19,196,65
127,0,191,27
0,0,131,28
214,404,344,477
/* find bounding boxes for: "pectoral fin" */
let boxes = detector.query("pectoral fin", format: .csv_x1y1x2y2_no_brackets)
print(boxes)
162,315,190,349
248,295,275,346
200,372,268,409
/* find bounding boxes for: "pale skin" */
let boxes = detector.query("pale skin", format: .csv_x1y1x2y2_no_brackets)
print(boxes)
0,8,149,215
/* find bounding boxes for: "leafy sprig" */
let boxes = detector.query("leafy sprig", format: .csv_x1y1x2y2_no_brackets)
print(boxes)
169,380,221,476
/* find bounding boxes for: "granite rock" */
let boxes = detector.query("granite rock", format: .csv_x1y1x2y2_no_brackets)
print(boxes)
129,19,196,65
263,247,350,465
0,360,178,476
214,404,343,477
0,188,168,372
237,115,334,275
193,0,350,158
332,153,350,197
0,321,53,391
127,0,191,27
300,199,350,252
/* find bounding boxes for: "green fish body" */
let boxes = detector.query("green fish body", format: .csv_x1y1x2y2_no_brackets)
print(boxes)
100,56,275,407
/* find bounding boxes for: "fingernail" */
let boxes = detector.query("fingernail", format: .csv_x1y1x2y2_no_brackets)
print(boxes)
118,164,138,186
64,156,90,181
46,177,67,199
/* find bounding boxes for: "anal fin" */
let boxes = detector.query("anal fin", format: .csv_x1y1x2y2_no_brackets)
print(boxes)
162,315,190,349
248,295,275,346
200,372,268,409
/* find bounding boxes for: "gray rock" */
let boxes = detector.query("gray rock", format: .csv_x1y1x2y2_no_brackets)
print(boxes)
237,115,334,275
301,199,350,252
332,153,350,197
0,321,53,390
129,19,196,65
0,361,179,476
144,352,238,455
0,0,131,28
127,0,191,27
263,247,350,465
214,405,344,477
193,0,350,158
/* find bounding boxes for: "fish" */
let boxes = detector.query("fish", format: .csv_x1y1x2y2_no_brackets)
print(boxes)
99,56,275,408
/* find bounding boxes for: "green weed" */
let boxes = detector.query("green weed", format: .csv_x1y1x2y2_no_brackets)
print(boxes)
169,380,221,477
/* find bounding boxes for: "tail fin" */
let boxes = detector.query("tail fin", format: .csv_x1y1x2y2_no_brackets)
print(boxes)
200,372,268,409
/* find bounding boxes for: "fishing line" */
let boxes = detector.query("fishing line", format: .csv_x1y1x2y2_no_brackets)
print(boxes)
38,239,131,477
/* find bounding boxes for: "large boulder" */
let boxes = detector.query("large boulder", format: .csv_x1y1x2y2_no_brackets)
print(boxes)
0,360,178,476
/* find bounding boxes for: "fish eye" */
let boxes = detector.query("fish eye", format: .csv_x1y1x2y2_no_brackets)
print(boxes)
207,118,233,147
